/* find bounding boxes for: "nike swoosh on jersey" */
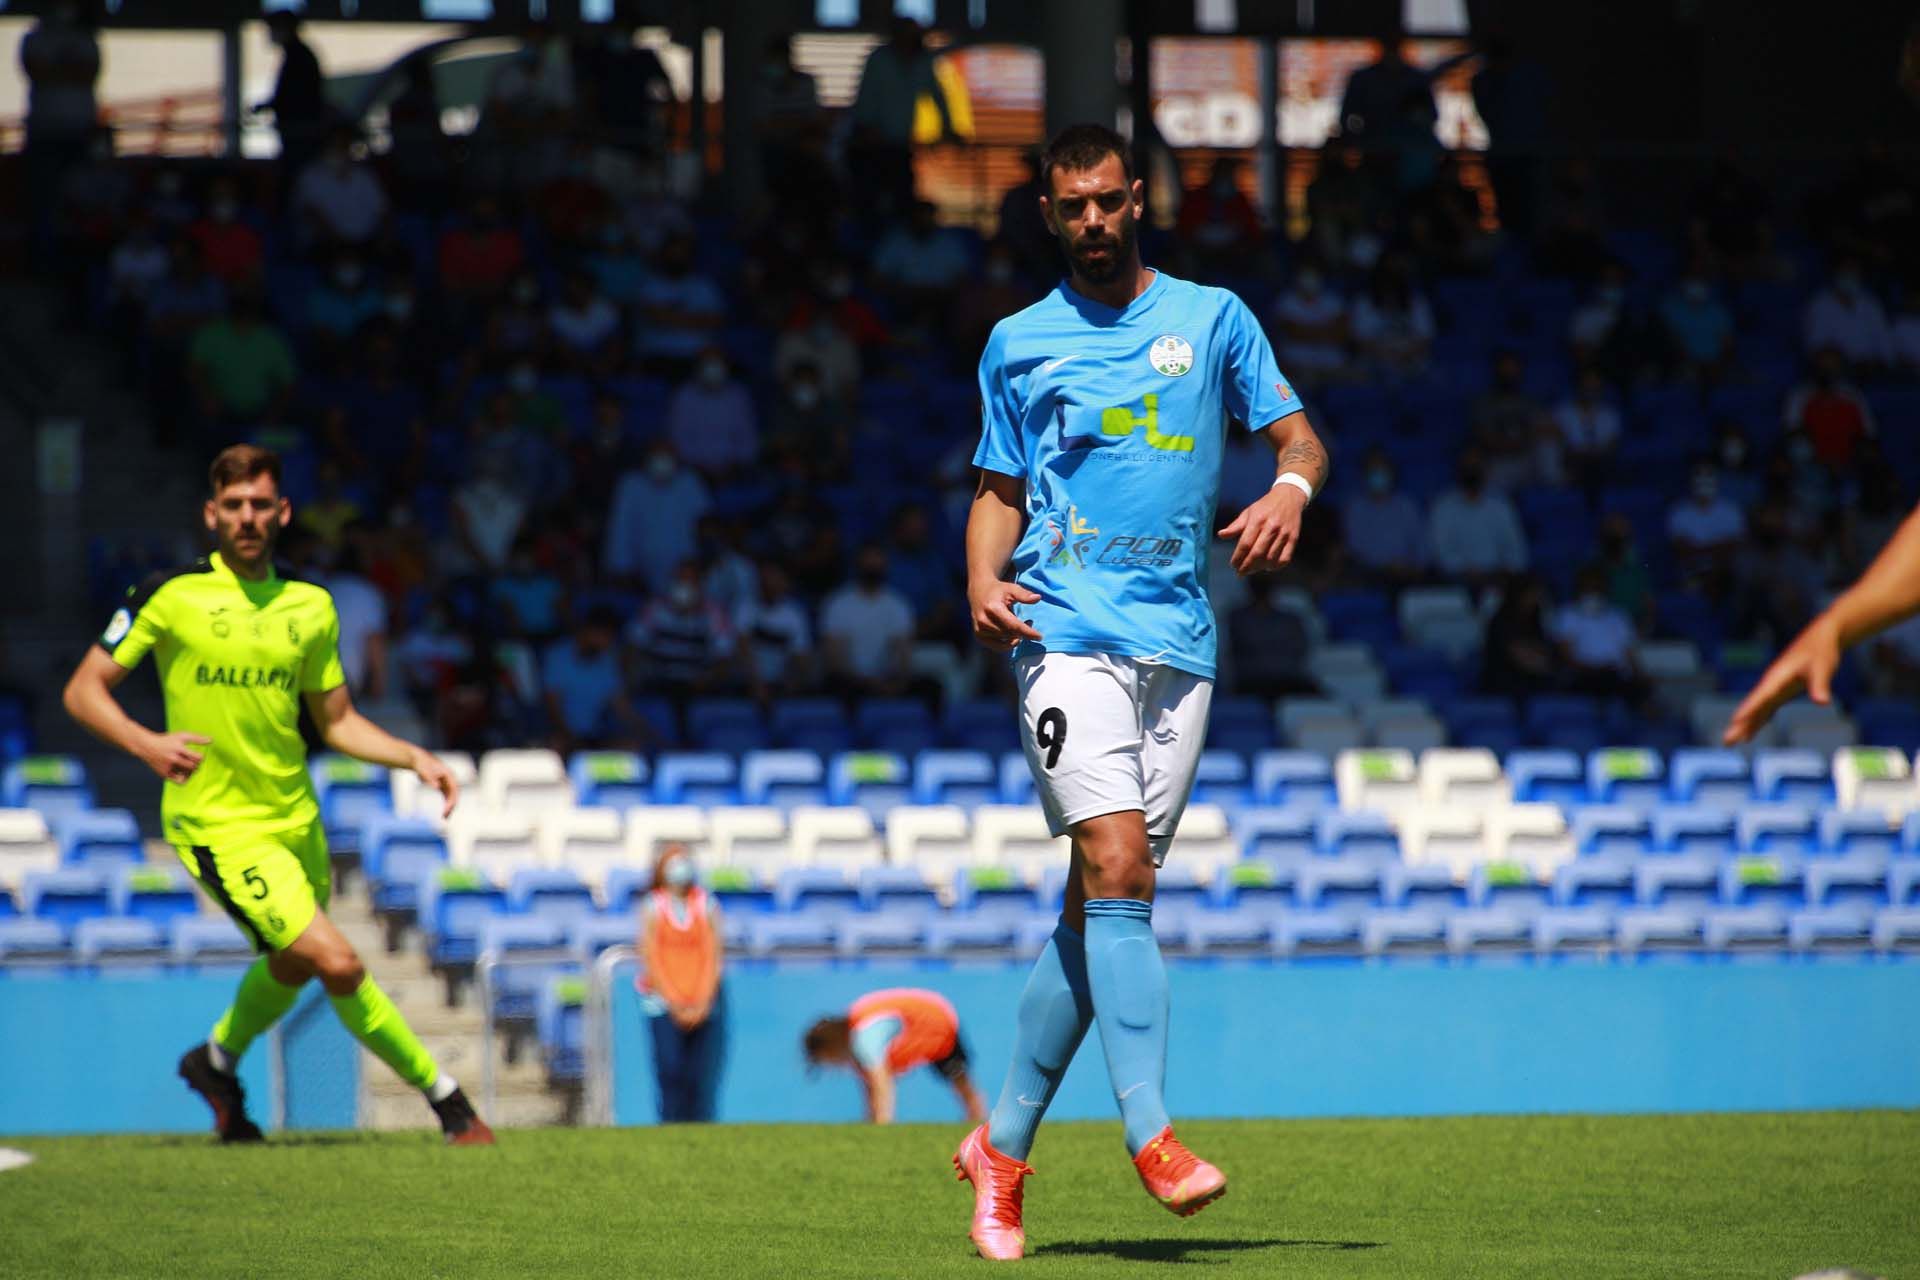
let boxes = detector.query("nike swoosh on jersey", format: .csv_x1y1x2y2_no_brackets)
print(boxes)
1040,355,1080,372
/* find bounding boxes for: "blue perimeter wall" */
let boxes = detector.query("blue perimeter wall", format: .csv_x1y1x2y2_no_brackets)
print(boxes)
609,957,1920,1126
3,959,1917,1134
0,973,358,1135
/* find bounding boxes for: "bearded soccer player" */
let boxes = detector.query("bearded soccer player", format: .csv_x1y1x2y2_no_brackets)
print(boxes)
953,124,1329,1260
62,445,493,1145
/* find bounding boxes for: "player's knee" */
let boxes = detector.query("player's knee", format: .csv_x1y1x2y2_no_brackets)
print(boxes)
1076,831,1154,901
313,947,365,994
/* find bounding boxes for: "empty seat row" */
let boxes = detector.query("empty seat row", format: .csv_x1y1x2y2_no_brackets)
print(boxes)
0,912,250,965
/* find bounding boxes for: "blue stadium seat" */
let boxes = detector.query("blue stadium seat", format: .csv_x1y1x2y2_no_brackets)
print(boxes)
911,750,997,807
1361,910,1447,956
739,750,826,808
925,916,1020,957
424,870,509,969
1274,911,1363,957
942,699,1021,756
1212,857,1297,909
170,916,254,966
1296,857,1385,918
1552,856,1635,909
1586,748,1667,807
747,915,838,958
854,698,934,749
826,752,912,821
1186,908,1274,954
1318,590,1395,644
1651,806,1736,855
652,753,739,806
1822,809,1901,857
1805,856,1889,910
1206,698,1275,755
1735,805,1817,854
537,974,587,1083
1445,909,1534,955
567,915,635,962
1190,751,1251,805
836,914,931,958
23,867,111,930
1531,907,1616,953
1570,806,1653,856
1891,862,1920,908
1,756,94,821
1507,750,1586,807
857,866,940,915
1467,863,1550,917
998,752,1035,804
0,917,68,961
1314,811,1399,860
1668,749,1751,806
1873,907,1920,951
706,867,776,915
602,868,652,915
1616,906,1704,952
768,698,846,746
1634,856,1720,908
112,864,199,926
1752,749,1831,805
362,817,448,919
54,809,142,866
1702,906,1788,950
1232,809,1317,862
1250,751,1336,808
1154,865,1211,913
1788,906,1874,951
507,869,596,923
1380,862,1461,913
774,866,860,916
686,698,766,751
73,917,166,965
310,754,392,834
1527,695,1602,741
568,751,650,809
1718,855,1805,909
477,915,569,961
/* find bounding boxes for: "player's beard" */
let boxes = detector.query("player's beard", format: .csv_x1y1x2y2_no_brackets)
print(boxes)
1066,215,1136,285
220,522,277,573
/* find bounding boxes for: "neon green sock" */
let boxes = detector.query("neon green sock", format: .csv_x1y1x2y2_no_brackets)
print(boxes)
211,958,303,1061
329,975,440,1093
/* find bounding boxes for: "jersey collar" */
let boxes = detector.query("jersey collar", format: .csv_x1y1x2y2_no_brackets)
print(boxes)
1059,266,1162,323
208,550,279,586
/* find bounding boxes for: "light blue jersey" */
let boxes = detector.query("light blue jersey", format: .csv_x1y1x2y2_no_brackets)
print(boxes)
973,270,1302,679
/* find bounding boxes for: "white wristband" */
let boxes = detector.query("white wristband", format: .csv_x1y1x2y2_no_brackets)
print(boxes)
1272,472,1314,501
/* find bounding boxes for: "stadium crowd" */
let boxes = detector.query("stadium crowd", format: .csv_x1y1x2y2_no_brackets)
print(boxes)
34,17,1920,754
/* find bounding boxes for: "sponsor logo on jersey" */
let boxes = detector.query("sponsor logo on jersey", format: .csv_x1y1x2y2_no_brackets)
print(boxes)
1095,535,1185,568
194,663,298,692
102,608,132,646
1045,505,1101,570
1149,334,1193,377
287,619,301,648
209,607,232,639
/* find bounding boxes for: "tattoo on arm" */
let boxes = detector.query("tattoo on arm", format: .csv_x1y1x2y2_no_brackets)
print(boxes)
1276,435,1329,489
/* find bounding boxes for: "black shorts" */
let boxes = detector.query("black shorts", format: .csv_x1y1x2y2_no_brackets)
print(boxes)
930,1034,971,1084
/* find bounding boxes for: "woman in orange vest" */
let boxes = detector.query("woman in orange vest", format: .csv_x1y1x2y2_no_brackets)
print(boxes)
803,987,985,1124
636,842,725,1122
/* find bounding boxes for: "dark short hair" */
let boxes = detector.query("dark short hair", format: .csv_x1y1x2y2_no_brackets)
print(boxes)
208,444,282,495
1040,123,1133,192
803,1016,851,1063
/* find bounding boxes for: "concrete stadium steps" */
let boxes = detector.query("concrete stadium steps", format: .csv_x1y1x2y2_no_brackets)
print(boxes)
330,877,571,1131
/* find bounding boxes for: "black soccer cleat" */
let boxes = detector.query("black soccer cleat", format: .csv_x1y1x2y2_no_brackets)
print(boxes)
177,1044,265,1143
431,1086,495,1146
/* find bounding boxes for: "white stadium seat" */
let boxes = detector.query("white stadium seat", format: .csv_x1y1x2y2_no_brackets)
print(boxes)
1162,803,1235,878
626,806,711,865
971,805,1067,881
885,805,974,886
391,751,477,817
445,810,539,885
476,748,573,814
1335,748,1420,814
1486,804,1574,877
787,805,884,869
1833,748,1916,819
0,808,59,888
1420,748,1510,808
705,806,792,880
538,807,628,890
1398,806,1484,879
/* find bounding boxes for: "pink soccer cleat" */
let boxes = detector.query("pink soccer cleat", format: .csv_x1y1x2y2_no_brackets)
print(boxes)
952,1123,1034,1261
1132,1125,1227,1218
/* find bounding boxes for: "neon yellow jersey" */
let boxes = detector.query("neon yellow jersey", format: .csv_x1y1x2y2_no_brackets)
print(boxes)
97,551,345,845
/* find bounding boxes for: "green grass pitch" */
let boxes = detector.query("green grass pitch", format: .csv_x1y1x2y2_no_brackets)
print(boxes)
3,1112,1916,1278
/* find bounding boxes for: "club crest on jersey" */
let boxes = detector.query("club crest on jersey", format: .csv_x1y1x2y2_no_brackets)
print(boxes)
287,619,301,648
102,608,131,646
1149,335,1193,377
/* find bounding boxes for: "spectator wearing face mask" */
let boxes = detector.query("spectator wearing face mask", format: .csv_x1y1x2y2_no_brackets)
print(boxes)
605,442,710,591
491,536,566,642
306,249,381,358
1594,514,1654,631
1176,157,1263,275
632,561,739,702
1782,346,1877,469
547,268,620,371
1341,448,1426,587
292,126,390,255
634,232,726,374
820,546,916,697
1804,255,1893,373
189,177,265,285
450,450,528,574
1712,424,1763,509
1471,350,1553,492
1545,365,1621,491
1269,264,1351,388
697,517,759,618
438,195,526,302
483,271,550,364
1667,460,1745,592
765,360,837,459
774,305,862,403
667,349,759,480
1428,449,1528,589
1548,565,1644,700
1729,500,1825,647
542,607,647,752
635,842,725,1124
735,562,814,700
1659,262,1735,383
188,286,295,435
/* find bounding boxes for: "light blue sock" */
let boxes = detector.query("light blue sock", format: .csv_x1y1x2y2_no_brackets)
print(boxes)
987,921,1094,1161
1084,897,1171,1156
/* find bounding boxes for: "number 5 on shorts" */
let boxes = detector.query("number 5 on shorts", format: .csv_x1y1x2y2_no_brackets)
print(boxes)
1036,707,1068,770
242,865,269,900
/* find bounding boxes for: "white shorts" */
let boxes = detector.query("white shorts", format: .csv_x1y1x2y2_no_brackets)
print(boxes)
1014,651,1214,866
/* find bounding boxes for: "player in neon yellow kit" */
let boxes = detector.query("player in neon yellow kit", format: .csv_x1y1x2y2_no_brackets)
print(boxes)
63,444,493,1144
